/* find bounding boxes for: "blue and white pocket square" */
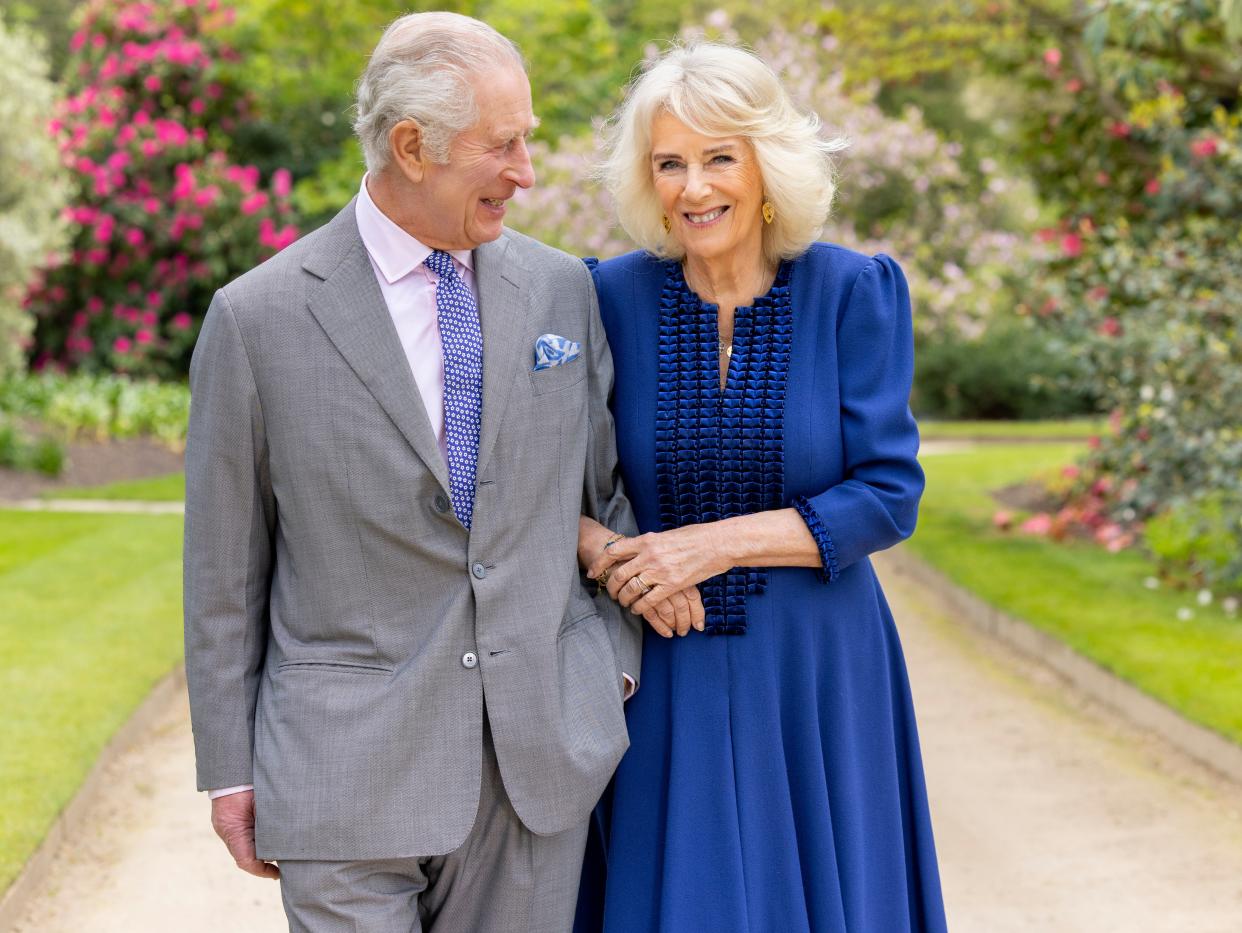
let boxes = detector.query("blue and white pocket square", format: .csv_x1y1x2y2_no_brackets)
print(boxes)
533,333,582,371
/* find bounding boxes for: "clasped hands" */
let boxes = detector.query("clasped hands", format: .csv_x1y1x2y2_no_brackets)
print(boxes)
579,517,732,637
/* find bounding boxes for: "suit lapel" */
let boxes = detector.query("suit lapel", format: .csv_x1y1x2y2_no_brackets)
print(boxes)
474,235,529,480
303,202,451,496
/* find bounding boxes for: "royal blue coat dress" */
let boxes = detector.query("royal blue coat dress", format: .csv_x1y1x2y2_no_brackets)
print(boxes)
575,244,947,933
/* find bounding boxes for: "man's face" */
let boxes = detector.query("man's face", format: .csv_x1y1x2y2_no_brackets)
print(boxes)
416,66,537,250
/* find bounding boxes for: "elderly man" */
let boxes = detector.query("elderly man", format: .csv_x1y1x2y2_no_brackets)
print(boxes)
185,13,653,930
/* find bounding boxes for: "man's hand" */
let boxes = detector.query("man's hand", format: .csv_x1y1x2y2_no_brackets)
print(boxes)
210,790,279,879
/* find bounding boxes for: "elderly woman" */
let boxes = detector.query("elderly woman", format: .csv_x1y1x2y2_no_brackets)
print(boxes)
574,44,947,932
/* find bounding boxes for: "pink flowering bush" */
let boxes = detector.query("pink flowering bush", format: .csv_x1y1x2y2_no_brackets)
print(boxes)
24,0,298,378
992,0,1242,594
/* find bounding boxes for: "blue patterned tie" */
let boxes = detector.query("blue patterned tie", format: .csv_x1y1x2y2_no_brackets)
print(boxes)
425,250,483,529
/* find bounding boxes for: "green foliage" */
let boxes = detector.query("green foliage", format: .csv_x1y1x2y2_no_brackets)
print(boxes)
0,417,65,476
989,0,1242,591
1146,493,1242,591
0,16,69,382
1,373,190,447
913,317,1097,420
50,471,185,501
0,509,183,892
0,0,80,77
480,0,619,142
912,443,1242,746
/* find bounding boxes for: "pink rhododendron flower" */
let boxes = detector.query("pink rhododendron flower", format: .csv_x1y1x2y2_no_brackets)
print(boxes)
1144,178,1161,195
1043,47,1061,68
992,510,1013,531
1097,316,1121,337
1020,513,1053,536
1190,137,1219,158
241,191,270,215
1107,121,1131,138
1060,233,1083,257
273,168,292,198
172,312,193,330
1065,78,1083,93
114,336,132,353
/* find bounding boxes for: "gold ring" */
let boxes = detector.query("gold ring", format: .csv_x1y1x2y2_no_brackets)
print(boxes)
596,566,612,586
635,573,655,594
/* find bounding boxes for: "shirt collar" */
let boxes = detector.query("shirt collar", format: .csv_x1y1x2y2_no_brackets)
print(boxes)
355,175,474,285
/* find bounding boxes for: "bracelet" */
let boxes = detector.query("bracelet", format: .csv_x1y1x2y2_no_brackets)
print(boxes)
602,533,626,550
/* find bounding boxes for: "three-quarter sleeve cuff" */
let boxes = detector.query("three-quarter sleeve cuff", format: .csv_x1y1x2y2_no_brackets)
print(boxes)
792,495,840,583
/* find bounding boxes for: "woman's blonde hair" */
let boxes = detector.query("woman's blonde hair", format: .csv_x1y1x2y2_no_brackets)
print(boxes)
601,42,845,265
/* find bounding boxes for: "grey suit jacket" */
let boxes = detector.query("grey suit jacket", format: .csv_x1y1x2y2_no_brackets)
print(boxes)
183,199,641,860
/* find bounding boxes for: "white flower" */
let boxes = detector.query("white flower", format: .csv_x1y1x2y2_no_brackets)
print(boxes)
1197,589,1213,606
1177,607,1194,621
1223,597,1239,616
1160,384,1175,403
1140,385,1155,401
1144,576,1160,590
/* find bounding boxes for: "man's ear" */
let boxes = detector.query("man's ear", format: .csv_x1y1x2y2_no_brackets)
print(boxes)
389,119,428,183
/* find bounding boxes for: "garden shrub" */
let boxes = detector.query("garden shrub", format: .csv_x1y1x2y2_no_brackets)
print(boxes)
913,317,1097,421
0,16,69,382
992,0,1242,593
23,0,298,378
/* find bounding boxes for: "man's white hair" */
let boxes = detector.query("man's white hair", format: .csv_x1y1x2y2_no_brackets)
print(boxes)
354,12,525,173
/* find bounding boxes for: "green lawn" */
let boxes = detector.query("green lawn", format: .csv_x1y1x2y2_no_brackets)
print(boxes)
0,510,183,892
911,443,1242,745
45,471,185,502
919,418,1104,440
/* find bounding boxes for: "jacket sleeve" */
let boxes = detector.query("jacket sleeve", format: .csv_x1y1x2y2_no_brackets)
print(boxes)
183,288,275,790
791,255,924,582
579,260,643,686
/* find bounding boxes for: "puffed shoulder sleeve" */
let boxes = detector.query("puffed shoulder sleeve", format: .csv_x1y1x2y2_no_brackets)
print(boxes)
791,254,924,582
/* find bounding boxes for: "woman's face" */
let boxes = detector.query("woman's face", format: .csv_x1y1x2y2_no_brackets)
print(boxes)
649,111,765,266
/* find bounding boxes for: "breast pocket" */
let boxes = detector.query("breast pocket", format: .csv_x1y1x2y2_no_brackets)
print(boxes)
529,359,586,396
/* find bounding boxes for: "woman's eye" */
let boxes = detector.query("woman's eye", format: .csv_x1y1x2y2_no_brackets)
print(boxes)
657,160,683,171
711,154,735,165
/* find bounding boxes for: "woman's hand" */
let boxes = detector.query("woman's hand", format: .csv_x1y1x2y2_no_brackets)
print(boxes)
593,525,733,619
579,517,705,636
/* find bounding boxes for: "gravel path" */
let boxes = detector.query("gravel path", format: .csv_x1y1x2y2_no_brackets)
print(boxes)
10,554,1242,931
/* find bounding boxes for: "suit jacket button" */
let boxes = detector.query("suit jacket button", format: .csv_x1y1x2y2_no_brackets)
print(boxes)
471,562,487,579
434,493,450,514
461,651,478,669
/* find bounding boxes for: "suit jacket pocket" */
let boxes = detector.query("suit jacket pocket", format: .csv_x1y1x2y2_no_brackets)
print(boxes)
276,659,394,676
528,358,585,396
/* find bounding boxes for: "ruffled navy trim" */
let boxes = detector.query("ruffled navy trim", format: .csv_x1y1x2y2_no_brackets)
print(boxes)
654,261,793,635
791,495,839,584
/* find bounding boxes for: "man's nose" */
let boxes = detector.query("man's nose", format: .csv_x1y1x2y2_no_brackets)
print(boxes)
506,138,536,189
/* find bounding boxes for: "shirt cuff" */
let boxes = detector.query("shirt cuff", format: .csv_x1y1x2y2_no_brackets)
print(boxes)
208,784,254,800
622,672,636,700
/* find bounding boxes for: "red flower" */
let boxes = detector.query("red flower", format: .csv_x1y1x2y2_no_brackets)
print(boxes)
1107,121,1131,138
1190,137,1219,158
1043,48,1061,68
1144,178,1161,195
1096,317,1121,337
1065,78,1083,93
1060,233,1083,257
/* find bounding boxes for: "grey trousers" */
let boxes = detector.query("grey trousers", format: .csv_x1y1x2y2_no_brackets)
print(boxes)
278,721,589,933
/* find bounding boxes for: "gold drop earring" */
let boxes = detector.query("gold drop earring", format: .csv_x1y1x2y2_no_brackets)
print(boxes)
762,201,775,224
662,215,672,233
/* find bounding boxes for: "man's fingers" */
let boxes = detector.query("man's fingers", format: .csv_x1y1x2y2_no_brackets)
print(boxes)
671,594,692,636
642,609,674,638
236,856,280,879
